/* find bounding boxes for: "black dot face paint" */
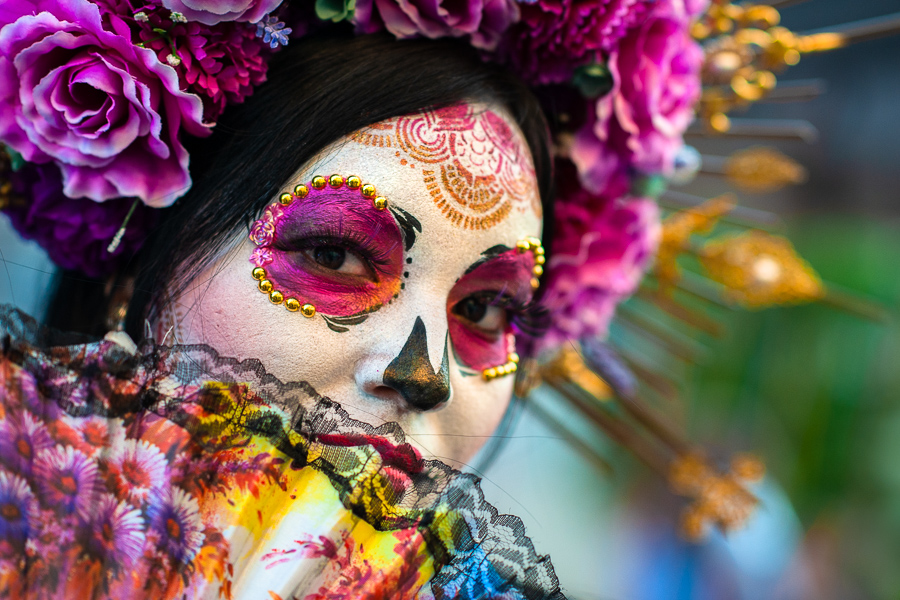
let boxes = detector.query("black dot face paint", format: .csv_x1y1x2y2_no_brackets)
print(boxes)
383,317,451,411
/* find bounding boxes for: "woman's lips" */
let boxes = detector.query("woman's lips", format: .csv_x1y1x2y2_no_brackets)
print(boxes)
313,433,425,474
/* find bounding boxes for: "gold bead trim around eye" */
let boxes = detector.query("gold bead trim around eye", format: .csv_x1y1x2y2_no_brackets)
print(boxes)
482,352,520,381
250,175,390,317
515,236,545,290
251,267,316,317
272,175,387,211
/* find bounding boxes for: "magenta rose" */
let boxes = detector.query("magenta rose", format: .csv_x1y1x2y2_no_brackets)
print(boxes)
504,0,649,85
0,0,209,207
158,0,283,25
538,186,659,352
353,0,519,51
137,18,268,122
571,8,703,192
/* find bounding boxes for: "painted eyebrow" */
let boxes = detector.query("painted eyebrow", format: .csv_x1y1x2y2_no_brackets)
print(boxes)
463,244,514,275
389,205,422,251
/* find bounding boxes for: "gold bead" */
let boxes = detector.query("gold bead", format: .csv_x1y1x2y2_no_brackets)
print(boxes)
311,175,327,190
530,277,540,289
373,196,388,211
279,192,293,205
328,174,343,188
269,290,284,304
483,368,498,380
294,184,309,198
360,183,376,198
507,362,518,373
251,267,266,280
535,254,546,265
346,176,362,189
527,236,542,248
516,240,531,253
535,245,545,256
285,297,301,312
508,352,520,364
300,303,316,318
258,279,273,293
532,265,544,277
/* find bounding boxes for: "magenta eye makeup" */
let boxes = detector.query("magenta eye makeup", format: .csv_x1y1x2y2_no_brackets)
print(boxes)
248,176,406,325
446,240,542,374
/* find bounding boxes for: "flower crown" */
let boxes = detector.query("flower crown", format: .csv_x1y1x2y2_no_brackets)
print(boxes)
0,0,706,350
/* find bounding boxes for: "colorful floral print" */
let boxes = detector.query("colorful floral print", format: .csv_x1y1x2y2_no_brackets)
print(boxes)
0,306,562,600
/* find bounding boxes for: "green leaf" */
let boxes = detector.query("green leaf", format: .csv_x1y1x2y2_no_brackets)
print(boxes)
315,0,356,22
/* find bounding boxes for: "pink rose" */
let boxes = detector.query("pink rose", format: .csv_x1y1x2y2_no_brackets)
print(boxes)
572,8,703,192
353,0,519,51
0,0,209,206
504,0,649,85
158,0,283,26
539,183,660,351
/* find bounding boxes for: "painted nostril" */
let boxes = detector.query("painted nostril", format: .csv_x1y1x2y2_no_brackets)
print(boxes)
383,317,451,411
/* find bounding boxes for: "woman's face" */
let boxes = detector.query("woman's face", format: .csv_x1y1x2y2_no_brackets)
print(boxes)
157,102,543,467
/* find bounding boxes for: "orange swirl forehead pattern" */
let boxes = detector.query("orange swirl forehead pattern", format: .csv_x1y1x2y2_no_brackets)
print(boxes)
350,105,541,230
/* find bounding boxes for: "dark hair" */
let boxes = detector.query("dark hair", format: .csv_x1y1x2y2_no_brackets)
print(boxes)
47,32,554,339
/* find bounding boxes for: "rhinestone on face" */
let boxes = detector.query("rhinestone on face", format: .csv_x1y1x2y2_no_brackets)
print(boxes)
294,184,309,198
300,303,316,318
360,183,376,198
251,267,266,280
532,265,544,277
530,277,540,290
258,279,274,293
516,240,531,253
346,176,361,189
269,290,284,304
279,192,293,205
328,174,343,188
373,196,388,211
311,176,327,190
285,298,301,312
483,368,498,381
508,352,520,364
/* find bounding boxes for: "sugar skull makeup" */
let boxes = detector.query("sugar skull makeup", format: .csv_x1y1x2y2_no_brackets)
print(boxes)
157,102,543,468
247,175,420,331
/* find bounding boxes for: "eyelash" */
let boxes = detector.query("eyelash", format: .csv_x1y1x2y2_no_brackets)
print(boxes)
465,291,549,337
274,229,394,271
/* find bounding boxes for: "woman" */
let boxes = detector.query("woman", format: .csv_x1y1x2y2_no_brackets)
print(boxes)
0,0,698,597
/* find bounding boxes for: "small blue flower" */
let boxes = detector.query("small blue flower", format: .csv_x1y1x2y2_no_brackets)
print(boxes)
255,15,292,49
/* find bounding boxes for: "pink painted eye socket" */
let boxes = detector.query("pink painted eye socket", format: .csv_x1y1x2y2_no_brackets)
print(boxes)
249,183,407,317
447,247,536,371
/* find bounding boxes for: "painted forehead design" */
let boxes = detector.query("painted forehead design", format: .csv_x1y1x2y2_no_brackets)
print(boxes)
248,174,420,331
350,104,541,230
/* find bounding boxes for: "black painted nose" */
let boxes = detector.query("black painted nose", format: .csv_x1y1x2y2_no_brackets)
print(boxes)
383,317,451,411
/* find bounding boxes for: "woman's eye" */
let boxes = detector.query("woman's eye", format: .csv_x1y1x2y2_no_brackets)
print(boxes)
306,245,369,276
453,296,507,332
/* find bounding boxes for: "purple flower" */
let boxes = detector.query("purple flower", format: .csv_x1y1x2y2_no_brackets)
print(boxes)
0,471,38,549
0,0,209,206
134,14,269,123
539,182,659,351
0,410,54,476
572,6,703,191
147,486,205,563
353,0,520,51
503,0,649,85
33,445,102,519
2,160,156,277
108,439,169,506
83,494,146,568
159,0,283,25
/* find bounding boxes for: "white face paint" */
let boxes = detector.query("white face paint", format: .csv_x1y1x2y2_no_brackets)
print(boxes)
155,102,543,468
